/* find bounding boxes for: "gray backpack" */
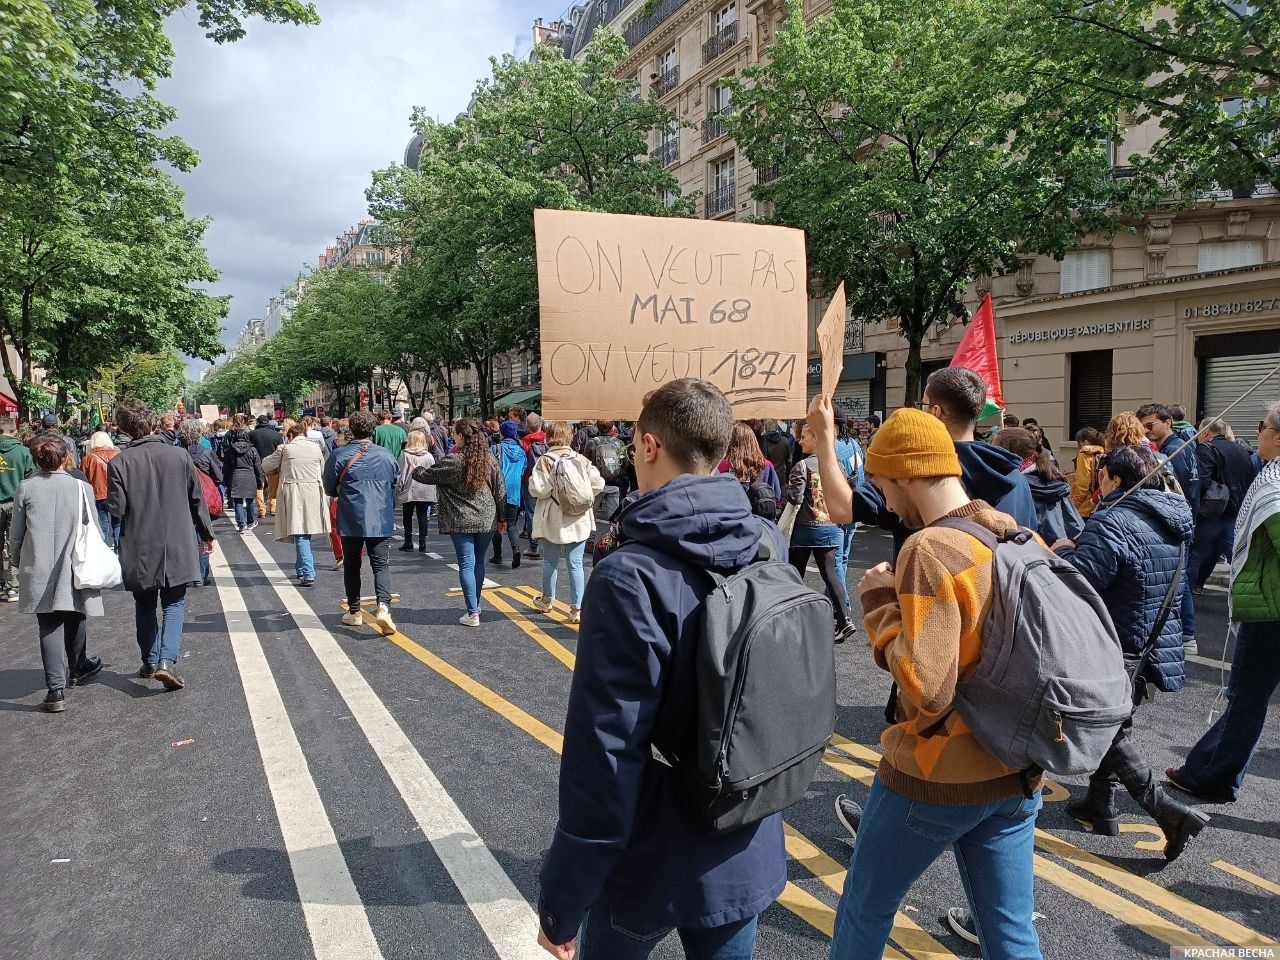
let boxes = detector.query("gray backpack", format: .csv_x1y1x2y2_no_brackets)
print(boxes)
936,518,1134,778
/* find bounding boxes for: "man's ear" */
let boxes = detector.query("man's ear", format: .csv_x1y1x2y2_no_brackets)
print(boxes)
640,432,660,465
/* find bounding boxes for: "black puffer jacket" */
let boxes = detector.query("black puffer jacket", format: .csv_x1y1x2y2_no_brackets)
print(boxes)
223,439,264,500
1055,488,1194,692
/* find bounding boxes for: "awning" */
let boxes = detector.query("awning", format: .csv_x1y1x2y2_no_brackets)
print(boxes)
0,391,16,414
492,387,541,409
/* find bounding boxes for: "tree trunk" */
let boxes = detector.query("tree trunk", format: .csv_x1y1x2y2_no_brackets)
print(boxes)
19,286,34,422
446,368,456,421
903,336,924,409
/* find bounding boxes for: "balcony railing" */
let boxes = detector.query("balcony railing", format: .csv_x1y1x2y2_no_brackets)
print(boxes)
650,138,679,166
651,64,680,97
624,0,690,48
703,21,739,65
705,182,736,218
702,111,728,144
756,162,781,185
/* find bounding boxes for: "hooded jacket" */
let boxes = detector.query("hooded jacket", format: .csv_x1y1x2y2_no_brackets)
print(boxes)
853,440,1038,553
498,438,526,507
1024,470,1084,544
520,429,548,484
223,438,265,500
758,429,794,479
1070,444,1104,517
1056,488,1194,691
396,447,437,506
0,434,35,502
537,473,786,945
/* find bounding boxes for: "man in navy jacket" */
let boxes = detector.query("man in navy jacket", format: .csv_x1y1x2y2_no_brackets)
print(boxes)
536,379,786,959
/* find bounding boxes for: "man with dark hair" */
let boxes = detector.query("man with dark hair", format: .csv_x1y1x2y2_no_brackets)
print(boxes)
0,414,35,602
324,408,399,636
38,412,80,467
1168,403,1197,442
1190,417,1259,592
864,413,882,445
537,378,786,959
250,414,283,517
108,398,216,690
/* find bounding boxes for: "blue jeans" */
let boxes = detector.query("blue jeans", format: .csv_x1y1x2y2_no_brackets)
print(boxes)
134,585,188,665
295,534,315,580
522,488,537,539
96,501,121,551
833,522,857,606
830,778,1042,960
1178,621,1280,800
541,539,587,608
1190,513,1235,588
579,908,757,960
449,532,493,614
233,497,257,530
196,528,210,583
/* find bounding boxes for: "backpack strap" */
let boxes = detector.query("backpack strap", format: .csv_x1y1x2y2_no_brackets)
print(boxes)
337,444,366,489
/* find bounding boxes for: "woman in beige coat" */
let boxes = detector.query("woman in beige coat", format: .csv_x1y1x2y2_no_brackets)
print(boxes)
262,422,330,586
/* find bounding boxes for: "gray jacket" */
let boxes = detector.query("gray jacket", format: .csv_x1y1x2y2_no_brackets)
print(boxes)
11,471,104,616
415,453,504,535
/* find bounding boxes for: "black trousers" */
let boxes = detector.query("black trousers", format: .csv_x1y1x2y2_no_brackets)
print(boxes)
789,546,850,628
342,536,391,609
37,612,87,692
1091,680,1156,801
491,503,521,560
402,503,432,547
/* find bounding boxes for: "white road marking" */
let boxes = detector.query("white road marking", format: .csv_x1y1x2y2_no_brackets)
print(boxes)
238,534,543,960
209,549,383,960
445,563,499,588
1187,653,1234,670
426,552,444,560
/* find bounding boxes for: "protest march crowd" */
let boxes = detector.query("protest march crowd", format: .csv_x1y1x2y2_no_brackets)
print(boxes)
1,365,1277,960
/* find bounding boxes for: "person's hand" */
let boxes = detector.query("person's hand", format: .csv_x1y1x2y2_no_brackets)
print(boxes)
859,561,894,593
1050,538,1074,552
537,929,576,959
200,540,216,557
806,394,835,445
498,522,508,534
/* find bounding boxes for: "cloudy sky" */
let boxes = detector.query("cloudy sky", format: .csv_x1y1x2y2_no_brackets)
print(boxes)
160,0,549,377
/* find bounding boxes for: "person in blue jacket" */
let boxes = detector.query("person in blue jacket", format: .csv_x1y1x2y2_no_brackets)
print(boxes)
1051,444,1209,862
491,420,527,569
537,378,786,960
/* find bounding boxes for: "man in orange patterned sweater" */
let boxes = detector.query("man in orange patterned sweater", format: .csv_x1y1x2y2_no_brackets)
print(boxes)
828,408,1043,960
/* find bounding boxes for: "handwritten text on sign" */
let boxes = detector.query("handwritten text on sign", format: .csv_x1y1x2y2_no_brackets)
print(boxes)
535,209,808,420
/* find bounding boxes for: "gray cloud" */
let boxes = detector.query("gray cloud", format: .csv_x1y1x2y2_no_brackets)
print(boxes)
160,0,544,377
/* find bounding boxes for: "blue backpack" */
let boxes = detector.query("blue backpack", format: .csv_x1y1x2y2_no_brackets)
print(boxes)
835,437,865,487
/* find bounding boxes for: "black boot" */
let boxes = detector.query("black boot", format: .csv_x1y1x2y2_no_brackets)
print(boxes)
1067,779,1120,836
1134,778,1209,862
399,539,414,552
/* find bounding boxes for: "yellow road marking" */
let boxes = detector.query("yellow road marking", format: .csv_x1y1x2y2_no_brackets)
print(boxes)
822,749,876,786
1213,861,1280,897
496,587,580,632
483,589,577,669
774,883,835,938
1117,824,1166,852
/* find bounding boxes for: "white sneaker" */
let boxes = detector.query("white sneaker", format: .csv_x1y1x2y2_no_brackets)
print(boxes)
341,612,363,627
373,604,397,636
533,595,553,613
332,558,343,570
1183,636,1198,656
568,608,581,625
459,611,481,628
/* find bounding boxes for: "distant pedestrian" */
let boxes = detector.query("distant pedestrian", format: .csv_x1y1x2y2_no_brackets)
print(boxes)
414,417,505,628
1104,412,1150,452
1070,427,1105,518
719,419,782,514
324,410,399,635
263,421,330,587
179,419,222,586
1190,417,1259,590
223,428,264,532
10,433,106,712
372,409,408,460
991,427,1084,543
0,415,37,603
396,429,436,553
249,415,283,517
520,413,548,559
39,412,80,468
491,420,525,568
81,431,121,550
107,399,216,691
529,420,603,624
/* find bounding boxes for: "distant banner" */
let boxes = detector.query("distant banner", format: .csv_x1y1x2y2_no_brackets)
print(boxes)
534,209,809,421
198,404,219,423
249,398,273,418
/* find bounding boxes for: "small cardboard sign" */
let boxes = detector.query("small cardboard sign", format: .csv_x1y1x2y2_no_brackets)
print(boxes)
815,283,847,398
198,404,219,423
534,209,809,421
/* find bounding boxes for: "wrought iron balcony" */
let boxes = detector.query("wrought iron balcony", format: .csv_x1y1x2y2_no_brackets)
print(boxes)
650,138,679,167
624,0,690,48
651,64,680,97
703,21,739,65
702,111,728,144
705,182,736,218
756,162,781,185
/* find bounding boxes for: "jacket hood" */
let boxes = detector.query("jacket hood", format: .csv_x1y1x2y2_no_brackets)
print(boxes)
0,435,21,452
403,448,433,461
620,473,767,568
521,430,546,448
957,440,1021,503
1100,487,1194,543
499,440,525,468
231,439,254,454
1024,471,1072,504
761,429,788,443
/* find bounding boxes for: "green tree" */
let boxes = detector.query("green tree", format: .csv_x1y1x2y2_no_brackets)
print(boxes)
730,0,1156,405
97,351,189,413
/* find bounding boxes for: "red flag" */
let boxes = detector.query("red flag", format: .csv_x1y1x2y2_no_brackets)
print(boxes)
950,292,1004,420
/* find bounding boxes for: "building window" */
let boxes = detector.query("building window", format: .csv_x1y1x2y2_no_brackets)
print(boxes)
703,82,733,143
706,153,736,217
704,3,738,64
713,2,736,33
1059,249,1111,294
1070,350,1113,437
651,120,679,166
1198,239,1264,272
659,188,677,209
652,46,679,96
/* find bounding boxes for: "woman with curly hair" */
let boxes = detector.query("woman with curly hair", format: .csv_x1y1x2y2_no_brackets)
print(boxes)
1105,412,1153,452
414,417,505,627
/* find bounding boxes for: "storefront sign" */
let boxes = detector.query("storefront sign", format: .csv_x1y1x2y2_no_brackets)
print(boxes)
1182,295,1280,320
1008,317,1151,345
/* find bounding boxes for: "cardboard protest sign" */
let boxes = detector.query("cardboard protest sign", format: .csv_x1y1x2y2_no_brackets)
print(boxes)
815,283,846,399
249,398,273,418
198,404,219,423
534,209,808,421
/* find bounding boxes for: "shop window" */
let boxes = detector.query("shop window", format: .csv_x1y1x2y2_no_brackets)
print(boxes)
1197,239,1263,272
1060,250,1111,294
1069,350,1113,437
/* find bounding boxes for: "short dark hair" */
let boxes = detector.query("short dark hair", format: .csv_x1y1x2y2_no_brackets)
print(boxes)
377,410,391,423
636,378,733,474
925,367,986,425
30,433,68,471
114,398,156,439
349,410,377,439
1021,417,1039,427
256,414,270,427
1075,426,1103,445
1002,413,1020,428
1101,444,1162,491
1168,403,1187,421
866,414,881,428
1136,403,1170,423
595,420,615,434
507,405,526,422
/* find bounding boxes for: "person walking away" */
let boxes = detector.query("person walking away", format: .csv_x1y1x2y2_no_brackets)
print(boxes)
832,411,866,606
179,420,222,586
1167,402,1280,804
323,410,398,634
11,434,106,711
536,379,787,960
414,418,505,628
223,428,264,532
529,420,604,624
1051,445,1208,861
1170,404,1198,443
38,413,80,467
107,399,216,690
786,422,858,643
571,418,598,454
1070,427,1105,518
396,429,436,553
827,408,1043,960
758,418,794,480
81,431,121,550
491,420,525,567
991,427,1084,544
1190,417,1259,591
0,415,36,603
249,415,283,517
263,422,330,587
520,413,548,558
327,424,353,570
584,421,625,551
373,409,408,460
719,420,782,518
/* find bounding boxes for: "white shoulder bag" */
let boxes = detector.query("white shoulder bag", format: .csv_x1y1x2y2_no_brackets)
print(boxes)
72,483,122,590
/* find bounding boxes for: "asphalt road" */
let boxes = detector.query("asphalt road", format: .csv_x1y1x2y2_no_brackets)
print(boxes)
1,511,1276,960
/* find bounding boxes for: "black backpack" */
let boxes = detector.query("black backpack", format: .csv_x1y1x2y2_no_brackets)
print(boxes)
589,436,625,482
654,534,835,833
745,481,778,521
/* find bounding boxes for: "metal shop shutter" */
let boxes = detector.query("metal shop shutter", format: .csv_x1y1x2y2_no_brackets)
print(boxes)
1069,350,1114,437
833,380,872,419
1200,353,1280,441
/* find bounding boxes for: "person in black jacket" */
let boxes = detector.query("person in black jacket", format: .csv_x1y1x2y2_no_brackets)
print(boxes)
223,429,264,532
1052,445,1208,861
249,415,283,517
1191,417,1260,590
